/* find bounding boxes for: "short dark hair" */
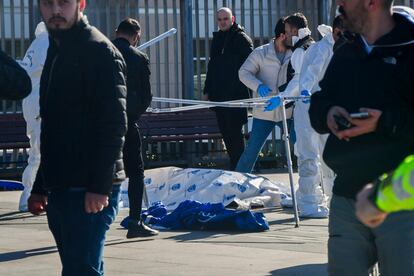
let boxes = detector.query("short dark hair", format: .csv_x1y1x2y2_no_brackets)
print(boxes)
116,18,141,37
274,17,286,38
285,13,308,30
332,15,344,30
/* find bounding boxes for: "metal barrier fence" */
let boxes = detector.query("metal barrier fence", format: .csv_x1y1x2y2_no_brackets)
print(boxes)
0,0,337,111
1,0,414,108
1,0,413,170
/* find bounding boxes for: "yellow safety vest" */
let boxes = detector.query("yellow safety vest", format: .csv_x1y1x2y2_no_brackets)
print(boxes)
376,155,414,213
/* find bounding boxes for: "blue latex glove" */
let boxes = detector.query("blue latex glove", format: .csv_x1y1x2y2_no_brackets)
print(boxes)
257,84,272,97
264,96,281,111
301,90,311,104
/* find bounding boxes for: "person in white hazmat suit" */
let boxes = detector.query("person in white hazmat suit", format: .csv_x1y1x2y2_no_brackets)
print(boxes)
295,17,345,218
264,13,316,216
18,22,49,212
266,16,345,218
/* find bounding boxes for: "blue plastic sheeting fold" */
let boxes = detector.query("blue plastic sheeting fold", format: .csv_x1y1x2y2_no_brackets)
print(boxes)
121,200,269,232
0,180,24,191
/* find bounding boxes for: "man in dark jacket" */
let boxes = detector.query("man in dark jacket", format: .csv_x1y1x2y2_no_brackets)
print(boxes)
203,7,253,170
28,0,127,275
113,18,158,238
309,0,414,274
0,49,32,100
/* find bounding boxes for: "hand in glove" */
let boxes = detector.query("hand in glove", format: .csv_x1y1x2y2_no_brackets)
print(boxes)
264,96,281,111
257,84,272,97
301,90,311,104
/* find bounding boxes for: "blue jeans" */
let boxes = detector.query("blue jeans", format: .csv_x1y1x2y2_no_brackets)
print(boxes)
46,185,121,276
235,118,295,173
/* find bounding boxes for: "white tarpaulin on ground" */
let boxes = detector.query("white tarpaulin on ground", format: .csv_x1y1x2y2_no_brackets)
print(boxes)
120,167,292,211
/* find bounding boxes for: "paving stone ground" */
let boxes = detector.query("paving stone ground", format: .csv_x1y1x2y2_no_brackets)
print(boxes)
0,170,329,276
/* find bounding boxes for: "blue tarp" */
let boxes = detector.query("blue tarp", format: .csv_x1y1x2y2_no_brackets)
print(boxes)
0,180,24,191
121,200,269,232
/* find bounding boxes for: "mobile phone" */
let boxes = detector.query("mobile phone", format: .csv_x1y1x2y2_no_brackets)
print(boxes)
334,115,352,130
350,112,370,119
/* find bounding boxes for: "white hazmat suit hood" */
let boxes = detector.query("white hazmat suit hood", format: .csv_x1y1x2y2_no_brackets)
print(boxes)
292,27,312,46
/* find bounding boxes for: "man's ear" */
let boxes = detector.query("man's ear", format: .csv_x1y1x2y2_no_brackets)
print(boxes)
80,0,86,12
134,33,140,45
232,15,235,24
366,0,377,12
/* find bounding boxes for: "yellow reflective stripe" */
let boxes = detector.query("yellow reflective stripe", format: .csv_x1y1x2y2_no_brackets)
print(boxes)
393,156,414,200
376,155,414,213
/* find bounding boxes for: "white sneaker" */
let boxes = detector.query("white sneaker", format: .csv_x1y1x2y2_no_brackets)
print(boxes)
18,189,30,212
299,205,329,218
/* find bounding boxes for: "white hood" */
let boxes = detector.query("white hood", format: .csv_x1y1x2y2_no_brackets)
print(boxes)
292,27,312,45
35,22,48,37
317,24,332,38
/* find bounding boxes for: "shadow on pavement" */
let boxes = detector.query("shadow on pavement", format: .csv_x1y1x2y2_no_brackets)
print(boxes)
0,246,57,262
0,211,40,222
105,238,155,246
269,263,327,276
165,230,243,242
0,238,156,263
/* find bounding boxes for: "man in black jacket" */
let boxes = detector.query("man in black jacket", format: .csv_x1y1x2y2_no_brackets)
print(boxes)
203,7,253,170
113,18,158,238
309,0,414,274
0,49,32,100
28,0,127,275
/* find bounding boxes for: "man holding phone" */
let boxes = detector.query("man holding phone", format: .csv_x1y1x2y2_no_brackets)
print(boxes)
309,0,414,274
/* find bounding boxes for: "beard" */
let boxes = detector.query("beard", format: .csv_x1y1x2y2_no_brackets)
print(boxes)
45,6,80,40
338,5,366,34
284,36,292,47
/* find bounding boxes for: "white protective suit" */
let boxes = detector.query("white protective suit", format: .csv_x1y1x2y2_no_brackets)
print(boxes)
294,25,336,218
18,22,49,212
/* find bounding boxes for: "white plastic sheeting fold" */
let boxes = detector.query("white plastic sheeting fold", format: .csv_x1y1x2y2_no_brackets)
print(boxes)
120,167,292,211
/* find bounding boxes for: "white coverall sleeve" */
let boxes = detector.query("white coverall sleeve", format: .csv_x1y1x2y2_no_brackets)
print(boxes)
299,44,330,94
238,49,262,92
20,35,48,81
279,48,306,98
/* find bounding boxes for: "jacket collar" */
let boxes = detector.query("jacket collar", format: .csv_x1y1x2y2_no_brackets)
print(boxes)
264,41,292,64
49,16,88,50
113,37,131,47
355,12,414,56
213,22,243,36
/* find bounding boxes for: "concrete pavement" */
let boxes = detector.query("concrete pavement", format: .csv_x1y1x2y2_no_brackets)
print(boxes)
0,170,329,276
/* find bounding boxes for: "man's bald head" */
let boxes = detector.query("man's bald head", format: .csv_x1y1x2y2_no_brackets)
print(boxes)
217,7,233,17
217,7,234,31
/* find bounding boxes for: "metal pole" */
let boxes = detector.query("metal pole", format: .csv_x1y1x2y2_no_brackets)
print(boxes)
318,0,331,25
281,102,300,228
138,29,177,50
180,0,194,99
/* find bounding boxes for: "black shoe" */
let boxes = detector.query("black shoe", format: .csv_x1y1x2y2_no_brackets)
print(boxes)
126,219,159,239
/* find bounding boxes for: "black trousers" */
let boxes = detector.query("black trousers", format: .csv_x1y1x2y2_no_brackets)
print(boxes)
123,124,145,220
214,108,246,170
